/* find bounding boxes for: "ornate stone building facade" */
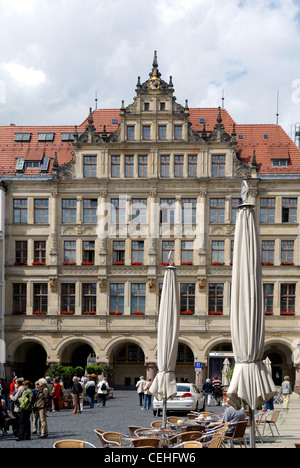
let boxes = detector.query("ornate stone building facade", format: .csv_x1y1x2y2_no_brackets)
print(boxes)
0,53,300,388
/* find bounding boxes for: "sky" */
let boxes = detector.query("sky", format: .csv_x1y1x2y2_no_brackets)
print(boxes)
1,0,300,137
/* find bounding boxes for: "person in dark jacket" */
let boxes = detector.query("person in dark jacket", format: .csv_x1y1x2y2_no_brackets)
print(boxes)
71,377,82,414
202,379,214,407
85,377,96,408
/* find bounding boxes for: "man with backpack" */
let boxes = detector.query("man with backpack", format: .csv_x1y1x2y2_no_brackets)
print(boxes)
16,381,33,441
97,377,109,407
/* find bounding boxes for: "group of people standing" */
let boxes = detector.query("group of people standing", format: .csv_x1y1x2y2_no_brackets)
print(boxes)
0,377,52,441
135,376,153,410
202,376,224,406
71,375,109,413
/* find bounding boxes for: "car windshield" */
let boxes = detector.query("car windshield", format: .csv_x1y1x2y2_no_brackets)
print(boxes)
177,385,191,393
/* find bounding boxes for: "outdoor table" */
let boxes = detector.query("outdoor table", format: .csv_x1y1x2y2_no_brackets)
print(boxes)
134,428,177,448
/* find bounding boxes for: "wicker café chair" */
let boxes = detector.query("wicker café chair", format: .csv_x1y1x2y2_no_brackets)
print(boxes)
129,425,141,437
184,441,202,448
132,437,161,448
151,420,163,428
53,439,96,448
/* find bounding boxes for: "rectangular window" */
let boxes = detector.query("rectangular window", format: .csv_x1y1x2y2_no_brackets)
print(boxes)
162,240,175,264
125,156,134,178
210,198,225,223
111,156,120,178
132,199,147,224
13,284,26,315
182,198,197,224
13,199,27,224
262,241,275,264
62,199,77,223
132,241,144,264
260,198,275,223
61,284,75,314
174,155,184,177
15,241,28,265
82,283,97,314
138,156,148,177
113,241,125,264
64,241,76,263
142,126,151,140
127,126,135,140
209,284,224,315
280,284,296,315
188,156,197,177
110,284,125,314
161,156,170,177
33,284,48,314
82,241,95,264
264,284,274,314
174,125,183,140
282,198,297,223
158,125,167,140
34,199,49,224
211,241,224,264
212,155,225,177
83,156,97,177
83,199,97,223
160,198,175,224
111,198,126,224
131,284,146,315
38,133,54,142
281,240,294,264
34,241,46,264
181,241,194,264
180,283,195,314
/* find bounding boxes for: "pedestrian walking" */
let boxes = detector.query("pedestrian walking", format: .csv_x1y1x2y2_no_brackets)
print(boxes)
71,377,82,414
142,378,152,410
53,378,62,412
32,381,40,435
45,376,55,412
212,375,223,406
34,378,50,438
281,376,293,410
79,377,86,413
97,377,109,407
16,381,33,441
85,377,96,408
202,378,214,407
136,376,146,407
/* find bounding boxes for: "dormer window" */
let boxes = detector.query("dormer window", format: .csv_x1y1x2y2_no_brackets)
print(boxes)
15,133,31,142
272,159,288,167
38,133,54,142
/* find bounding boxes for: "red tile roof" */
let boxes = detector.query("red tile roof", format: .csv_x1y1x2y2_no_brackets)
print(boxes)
0,108,299,176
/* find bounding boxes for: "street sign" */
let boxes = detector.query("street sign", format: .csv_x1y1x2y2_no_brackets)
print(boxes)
195,362,202,369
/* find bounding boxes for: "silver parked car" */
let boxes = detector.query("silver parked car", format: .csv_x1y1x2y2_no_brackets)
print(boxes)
153,383,205,416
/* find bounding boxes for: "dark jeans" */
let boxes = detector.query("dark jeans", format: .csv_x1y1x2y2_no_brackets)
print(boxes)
97,394,107,407
139,392,144,406
18,410,31,440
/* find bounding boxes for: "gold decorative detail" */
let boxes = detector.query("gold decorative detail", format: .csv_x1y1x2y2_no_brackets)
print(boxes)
49,277,58,293
198,277,206,292
99,278,107,292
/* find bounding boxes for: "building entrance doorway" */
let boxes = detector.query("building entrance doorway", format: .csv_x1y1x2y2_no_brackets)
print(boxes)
13,342,47,383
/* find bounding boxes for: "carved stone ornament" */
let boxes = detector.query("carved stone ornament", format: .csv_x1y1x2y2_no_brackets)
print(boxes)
198,277,206,292
49,277,58,293
148,277,156,291
98,277,107,292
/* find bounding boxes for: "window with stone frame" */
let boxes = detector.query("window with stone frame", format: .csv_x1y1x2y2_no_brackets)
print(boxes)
64,241,76,263
262,240,275,264
138,156,148,177
83,199,97,223
131,241,144,264
111,198,126,225
211,241,224,264
162,240,175,264
82,241,95,264
33,284,48,314
113,240,125,264
83,156,97,177
281,240,294,264
208,283,224,315
13,199,27,224
180,283,195,314
34,241,46,264
188,156,197,177
125,156,134,178
82,283,97,314
13,284,27,315
263,284,274,314
260,198,275,223
111,156,120,178
174,155,184,177
160,156,170,177
282,198,297,223
280,284,296,315
110,283,125,314
181,241,194,264
62,199,77,224
15,241,28,265
210,198,225,223
211,155,225,177
34,199,49,224
61,284,75,313
131,283,146,314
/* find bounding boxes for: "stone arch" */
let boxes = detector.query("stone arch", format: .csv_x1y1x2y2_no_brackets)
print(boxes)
264,338,295,386
56,336,98,369
9,339,48,383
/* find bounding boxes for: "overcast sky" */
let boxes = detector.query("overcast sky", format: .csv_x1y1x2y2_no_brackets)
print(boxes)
1,0,300,137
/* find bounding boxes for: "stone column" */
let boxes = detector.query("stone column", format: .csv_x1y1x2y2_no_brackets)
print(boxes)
294,364,300,392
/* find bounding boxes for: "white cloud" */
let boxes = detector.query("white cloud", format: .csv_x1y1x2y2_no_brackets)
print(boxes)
0,0,38,15
3,63,46,87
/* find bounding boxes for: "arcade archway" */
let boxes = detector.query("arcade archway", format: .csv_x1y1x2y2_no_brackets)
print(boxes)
13,342,47,383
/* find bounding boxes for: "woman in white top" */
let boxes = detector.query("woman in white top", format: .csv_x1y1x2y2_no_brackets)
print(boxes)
136,376,146,406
